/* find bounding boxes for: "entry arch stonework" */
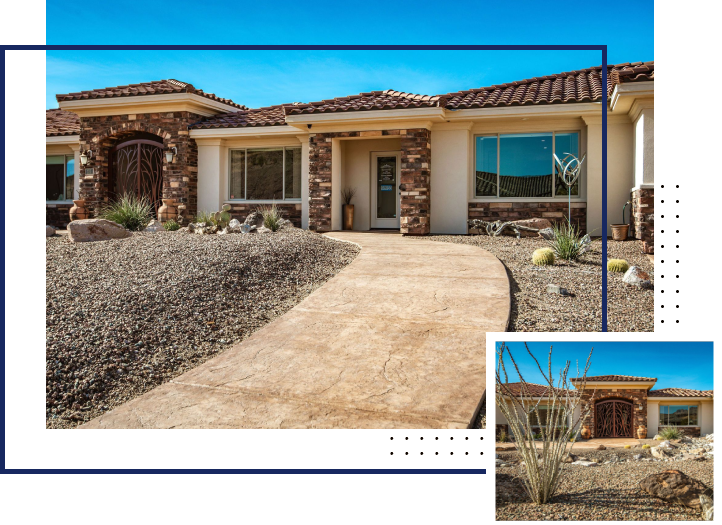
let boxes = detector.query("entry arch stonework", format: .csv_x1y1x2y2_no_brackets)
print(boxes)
581,389,648,439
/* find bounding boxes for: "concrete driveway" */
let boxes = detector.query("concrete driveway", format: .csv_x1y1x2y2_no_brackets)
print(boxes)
82,231,510,429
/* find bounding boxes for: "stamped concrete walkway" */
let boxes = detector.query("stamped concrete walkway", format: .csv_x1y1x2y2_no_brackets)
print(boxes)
82,231,510,429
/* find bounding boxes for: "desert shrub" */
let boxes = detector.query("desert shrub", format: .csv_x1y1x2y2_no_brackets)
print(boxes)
99,193,153,231
163,220,180,231
532,248,555,266
547,221,589,261
194,210,214,224
259,203,283,232
624,444,631,449
498,429,510,442
607,259,630,273
659,426,682,440
642,444,651,449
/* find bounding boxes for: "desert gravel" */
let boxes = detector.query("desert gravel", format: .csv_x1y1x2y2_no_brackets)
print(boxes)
46,229,359,428
607,239,654,332
428,235,602,332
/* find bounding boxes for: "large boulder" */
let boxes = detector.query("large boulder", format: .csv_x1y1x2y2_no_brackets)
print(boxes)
651,446,672,459
512,218,553,237
46,225,55,237
243,211,265,228
572,460,599,467
623,266,653,289
144,220,164,232
639,470,712,509
68,219,131,243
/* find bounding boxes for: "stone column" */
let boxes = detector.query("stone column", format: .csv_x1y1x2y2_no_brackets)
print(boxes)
298,135,310,230
308,133,332,231
400,128,431,235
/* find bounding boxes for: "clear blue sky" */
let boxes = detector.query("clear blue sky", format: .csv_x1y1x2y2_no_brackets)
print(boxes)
496,341,714,391
45,2,653,110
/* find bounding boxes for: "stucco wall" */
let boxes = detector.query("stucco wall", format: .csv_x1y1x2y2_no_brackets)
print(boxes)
648,399,713,436
607,120,634,234
701,401,714,436
429,128,469,234
341,138,401,231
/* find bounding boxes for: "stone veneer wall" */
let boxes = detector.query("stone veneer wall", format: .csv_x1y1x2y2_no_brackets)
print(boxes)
630,187,654,254
580,388,647,438
468,202,587,234
308,129,431,234
78,112,201,219
224,202,302,228
658,426,701,438
46,203,73,229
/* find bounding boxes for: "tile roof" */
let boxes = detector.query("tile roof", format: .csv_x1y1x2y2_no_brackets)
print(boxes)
56,79,246,110
497,382,575,397
648,388,713,398
443,61,654,109
46,109,80,137
189,105,287,129
573,375,657,382
284,89,446,115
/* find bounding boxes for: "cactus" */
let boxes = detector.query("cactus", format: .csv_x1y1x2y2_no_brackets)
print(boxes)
642,444,650,449
624,444,631,449
210,208,232,228
607,259,630,273
532,247,555,266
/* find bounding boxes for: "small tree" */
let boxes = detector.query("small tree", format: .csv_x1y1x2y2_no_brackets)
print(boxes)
496,342,594,504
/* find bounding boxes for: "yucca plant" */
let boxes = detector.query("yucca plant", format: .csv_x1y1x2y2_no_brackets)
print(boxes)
659,426,682,440
547,221,590,261
99,193,153,231
258,203,284,232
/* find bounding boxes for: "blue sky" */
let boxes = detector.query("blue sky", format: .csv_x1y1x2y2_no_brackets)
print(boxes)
496,341,714,391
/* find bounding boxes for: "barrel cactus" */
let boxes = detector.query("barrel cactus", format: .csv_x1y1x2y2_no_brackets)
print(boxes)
532,247,555,266
607,259,630,273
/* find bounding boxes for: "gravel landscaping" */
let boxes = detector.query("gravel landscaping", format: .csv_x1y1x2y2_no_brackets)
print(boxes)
46,228,360,428
607,239,654,332
496,438,714,520
428,235,602,332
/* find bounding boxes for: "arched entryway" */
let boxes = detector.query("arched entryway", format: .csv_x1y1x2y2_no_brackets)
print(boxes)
595,399,633,438
109,132,164,215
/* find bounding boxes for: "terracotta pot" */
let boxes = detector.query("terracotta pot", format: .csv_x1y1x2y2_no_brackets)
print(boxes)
637,425,647,439
611,224,629,241
69,199,89,221
581,425,591,440
343,204,354,231
158,199,177,222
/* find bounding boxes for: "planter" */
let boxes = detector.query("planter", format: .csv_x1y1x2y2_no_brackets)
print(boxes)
158,199,177,222
69,199,89,222
343,204,354,231
581,425,591,440
637,425,647,439
611,223,629,241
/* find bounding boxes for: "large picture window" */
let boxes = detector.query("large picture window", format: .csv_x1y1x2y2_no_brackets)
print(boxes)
660,405,699,426
228,147,302,201
474,131,580,198
46,155,75,202
528,405,566,428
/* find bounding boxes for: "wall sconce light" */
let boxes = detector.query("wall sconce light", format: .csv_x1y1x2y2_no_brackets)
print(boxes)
79,150,93,166
165,147,177,163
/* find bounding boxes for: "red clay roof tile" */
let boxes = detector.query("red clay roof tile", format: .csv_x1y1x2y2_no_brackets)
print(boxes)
648,388,713,398
189,105,287,129
572,375,657,382
55,79,246,110
284,89,446,116
497,382,575,397
46,109,80,137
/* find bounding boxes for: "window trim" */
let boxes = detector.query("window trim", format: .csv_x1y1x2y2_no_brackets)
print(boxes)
46,154,75,204
659,404,700,427
227,146,303,203
471,129,584,202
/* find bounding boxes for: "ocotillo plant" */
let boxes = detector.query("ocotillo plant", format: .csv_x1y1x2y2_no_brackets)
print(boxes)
496,342,594,504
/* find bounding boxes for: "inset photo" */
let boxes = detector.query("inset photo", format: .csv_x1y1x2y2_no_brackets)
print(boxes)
494,340,713,521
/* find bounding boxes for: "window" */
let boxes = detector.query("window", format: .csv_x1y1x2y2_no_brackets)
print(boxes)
528,404,566,427
46,155,75,201
474,132,580,198
228,147,302,201
660,405,699,426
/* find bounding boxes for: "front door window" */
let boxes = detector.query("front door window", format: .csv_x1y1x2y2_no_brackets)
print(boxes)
376,156,397,219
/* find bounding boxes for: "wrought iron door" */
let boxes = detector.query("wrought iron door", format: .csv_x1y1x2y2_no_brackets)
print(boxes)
595,399,633,438
111,139,164,215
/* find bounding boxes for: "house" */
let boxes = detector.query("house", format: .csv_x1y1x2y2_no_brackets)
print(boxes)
496,375,713,439
46,62,654,252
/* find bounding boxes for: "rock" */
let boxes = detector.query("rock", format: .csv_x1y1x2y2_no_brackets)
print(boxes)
511,218,552,237
257,226,272,234
651,446,672,459
594,445,607,450
243,211,264,228
561,452,578,463
144,220,164,232
538,227,555,240
700,494,714,520
495,459,506,466
706,434,714,441
690,448,706,455
46,225,55,237
658,440,677,449
633,454,643,460
68,219,131,243
679,436,693,443
653,434,662,440
547,284,570,296
572,460,598,467
228,219,242,232
278,218,294,229
623,266,653,289
639,469,712,509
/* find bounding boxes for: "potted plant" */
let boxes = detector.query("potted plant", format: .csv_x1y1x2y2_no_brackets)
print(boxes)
341,187,356,230
69,190,89,221
611,200,630,241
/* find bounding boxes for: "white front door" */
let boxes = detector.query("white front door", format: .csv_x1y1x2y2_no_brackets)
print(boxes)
370,151,401,229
